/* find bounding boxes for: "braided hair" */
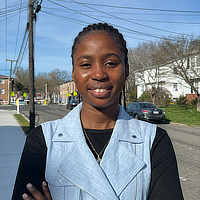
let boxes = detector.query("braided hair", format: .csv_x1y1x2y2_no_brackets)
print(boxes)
71,23,128,67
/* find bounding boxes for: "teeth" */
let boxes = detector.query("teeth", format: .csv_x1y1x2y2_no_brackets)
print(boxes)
94,88,107,92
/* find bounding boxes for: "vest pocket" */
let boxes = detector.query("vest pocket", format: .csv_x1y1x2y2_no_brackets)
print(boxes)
46,168,81,199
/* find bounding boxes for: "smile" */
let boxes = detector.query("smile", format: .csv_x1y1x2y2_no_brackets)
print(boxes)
88,86,112,98
93,88,107,93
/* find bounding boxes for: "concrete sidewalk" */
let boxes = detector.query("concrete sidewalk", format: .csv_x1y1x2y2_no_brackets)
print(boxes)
0,109,26,200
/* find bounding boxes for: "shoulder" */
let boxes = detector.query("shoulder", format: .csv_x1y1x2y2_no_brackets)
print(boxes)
117,106,157,147
41,103,83,146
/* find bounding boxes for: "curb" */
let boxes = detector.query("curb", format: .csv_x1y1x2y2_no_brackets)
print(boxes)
21,113,30,122
169,122,189,127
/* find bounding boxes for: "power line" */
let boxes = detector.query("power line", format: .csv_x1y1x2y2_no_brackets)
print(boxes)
85,13,200,25
14,0,23,59
54,0,200,14
46,0,164,39
41,10,151,42
0,8,27,22
42,6,200,16
41,10,91,26
0,4,27,16
70,0,198,37
14,27,29,73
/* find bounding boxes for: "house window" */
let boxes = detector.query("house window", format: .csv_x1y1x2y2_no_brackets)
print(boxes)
0,89,5,94
173,83,178,91
0,79,4,84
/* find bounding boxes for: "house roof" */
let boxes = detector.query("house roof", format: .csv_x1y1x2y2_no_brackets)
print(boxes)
0,75,9,78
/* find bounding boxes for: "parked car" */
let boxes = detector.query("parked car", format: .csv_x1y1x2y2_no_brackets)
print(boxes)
126,102,165,123
66,99,79,110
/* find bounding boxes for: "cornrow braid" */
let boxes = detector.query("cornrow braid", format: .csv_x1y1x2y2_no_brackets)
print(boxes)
71,23,128,66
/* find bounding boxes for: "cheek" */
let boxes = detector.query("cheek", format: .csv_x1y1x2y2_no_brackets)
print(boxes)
74,71,90,80
114,70,125,83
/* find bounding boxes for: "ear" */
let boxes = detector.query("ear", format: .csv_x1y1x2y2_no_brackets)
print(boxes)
125,63,129,80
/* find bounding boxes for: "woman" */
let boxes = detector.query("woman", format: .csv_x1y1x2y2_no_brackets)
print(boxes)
12,23,184,200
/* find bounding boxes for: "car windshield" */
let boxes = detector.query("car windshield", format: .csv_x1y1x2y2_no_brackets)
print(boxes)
72,100,78,103
140,103,157,108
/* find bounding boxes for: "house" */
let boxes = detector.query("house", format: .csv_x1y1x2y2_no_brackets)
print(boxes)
0,75,14,104
58,80,78,103
135,53,200,102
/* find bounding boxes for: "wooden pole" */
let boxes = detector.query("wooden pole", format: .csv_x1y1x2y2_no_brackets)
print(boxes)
29,0,35,130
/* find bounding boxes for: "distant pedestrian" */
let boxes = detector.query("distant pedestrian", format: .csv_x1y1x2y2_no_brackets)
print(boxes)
12,23,184,200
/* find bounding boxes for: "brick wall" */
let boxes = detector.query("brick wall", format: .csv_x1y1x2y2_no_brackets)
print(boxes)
186,94,198,104
0,77,9,102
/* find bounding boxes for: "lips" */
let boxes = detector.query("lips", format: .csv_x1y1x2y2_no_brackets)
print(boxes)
88,85,113,98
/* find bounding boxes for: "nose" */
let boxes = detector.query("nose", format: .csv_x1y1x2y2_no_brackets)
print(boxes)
91,63,108,81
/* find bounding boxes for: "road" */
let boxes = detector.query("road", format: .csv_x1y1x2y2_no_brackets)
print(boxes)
1,104,200,200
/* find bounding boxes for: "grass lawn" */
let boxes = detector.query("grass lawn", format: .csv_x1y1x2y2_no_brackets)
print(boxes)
162,105,200,126
14,114,31,134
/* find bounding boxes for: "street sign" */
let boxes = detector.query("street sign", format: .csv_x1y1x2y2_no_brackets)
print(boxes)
23,92,27,97
10,91,14,97
73,91,77,96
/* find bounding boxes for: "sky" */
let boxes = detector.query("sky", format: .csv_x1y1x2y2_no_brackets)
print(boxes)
0,0,199,77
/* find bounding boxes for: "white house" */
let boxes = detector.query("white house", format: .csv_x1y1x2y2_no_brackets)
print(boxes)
135,53,200,101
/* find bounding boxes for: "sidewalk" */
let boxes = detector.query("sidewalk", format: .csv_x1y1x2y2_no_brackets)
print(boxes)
0,109,26,200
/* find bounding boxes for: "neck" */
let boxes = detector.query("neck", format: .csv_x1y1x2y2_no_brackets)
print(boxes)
81,102,119,130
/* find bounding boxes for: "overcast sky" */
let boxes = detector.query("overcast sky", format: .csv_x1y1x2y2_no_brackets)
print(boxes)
0,0,199,77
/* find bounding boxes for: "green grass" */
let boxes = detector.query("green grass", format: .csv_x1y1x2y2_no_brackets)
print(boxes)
161,105,200,126
14,114,31,134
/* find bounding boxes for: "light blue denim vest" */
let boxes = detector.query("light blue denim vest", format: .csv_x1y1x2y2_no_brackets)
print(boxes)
41,103,156,200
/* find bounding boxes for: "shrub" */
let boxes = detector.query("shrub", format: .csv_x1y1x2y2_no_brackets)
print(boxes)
176,95,187,105
154,89,172,107
137,91,152,102
191,97,198,106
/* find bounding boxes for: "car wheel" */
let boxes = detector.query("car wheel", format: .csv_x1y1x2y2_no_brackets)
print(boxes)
134,114,139,120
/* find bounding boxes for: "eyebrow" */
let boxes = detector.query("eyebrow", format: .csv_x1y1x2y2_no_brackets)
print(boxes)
77,53,121,61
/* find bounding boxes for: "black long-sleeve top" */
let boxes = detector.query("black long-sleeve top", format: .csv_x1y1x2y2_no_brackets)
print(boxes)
12,126,184,200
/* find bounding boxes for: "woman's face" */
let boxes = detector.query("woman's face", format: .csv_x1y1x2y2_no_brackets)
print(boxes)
72,32,128,109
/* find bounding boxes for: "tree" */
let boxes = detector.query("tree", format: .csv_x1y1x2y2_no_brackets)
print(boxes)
35,68,71,101
156,35,200,111
14,66,29,93
128,42,166,103
14,67,71,101
35,72,48,93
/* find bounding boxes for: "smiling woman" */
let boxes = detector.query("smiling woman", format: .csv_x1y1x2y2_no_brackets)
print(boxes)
12,23,183,200
72,32,128,113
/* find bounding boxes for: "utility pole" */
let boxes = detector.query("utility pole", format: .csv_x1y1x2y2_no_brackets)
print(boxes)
6,59,17,104
29,0,35,130
28,0,41,130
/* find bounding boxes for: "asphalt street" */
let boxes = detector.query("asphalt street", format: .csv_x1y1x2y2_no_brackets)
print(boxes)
1,104,200,200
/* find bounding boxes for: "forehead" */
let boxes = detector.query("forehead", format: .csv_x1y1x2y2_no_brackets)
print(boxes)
74,32,122,56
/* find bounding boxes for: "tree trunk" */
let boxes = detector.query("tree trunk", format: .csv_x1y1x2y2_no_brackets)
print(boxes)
197,95,200,112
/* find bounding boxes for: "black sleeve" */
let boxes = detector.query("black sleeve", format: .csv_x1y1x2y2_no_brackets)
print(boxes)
148,127,184,200
12,126,47,200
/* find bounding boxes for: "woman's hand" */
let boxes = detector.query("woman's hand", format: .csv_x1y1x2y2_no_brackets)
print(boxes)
22,182,52,200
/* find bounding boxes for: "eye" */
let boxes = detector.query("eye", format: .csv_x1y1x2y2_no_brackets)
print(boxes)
80,63,92,68
105,62,118,68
